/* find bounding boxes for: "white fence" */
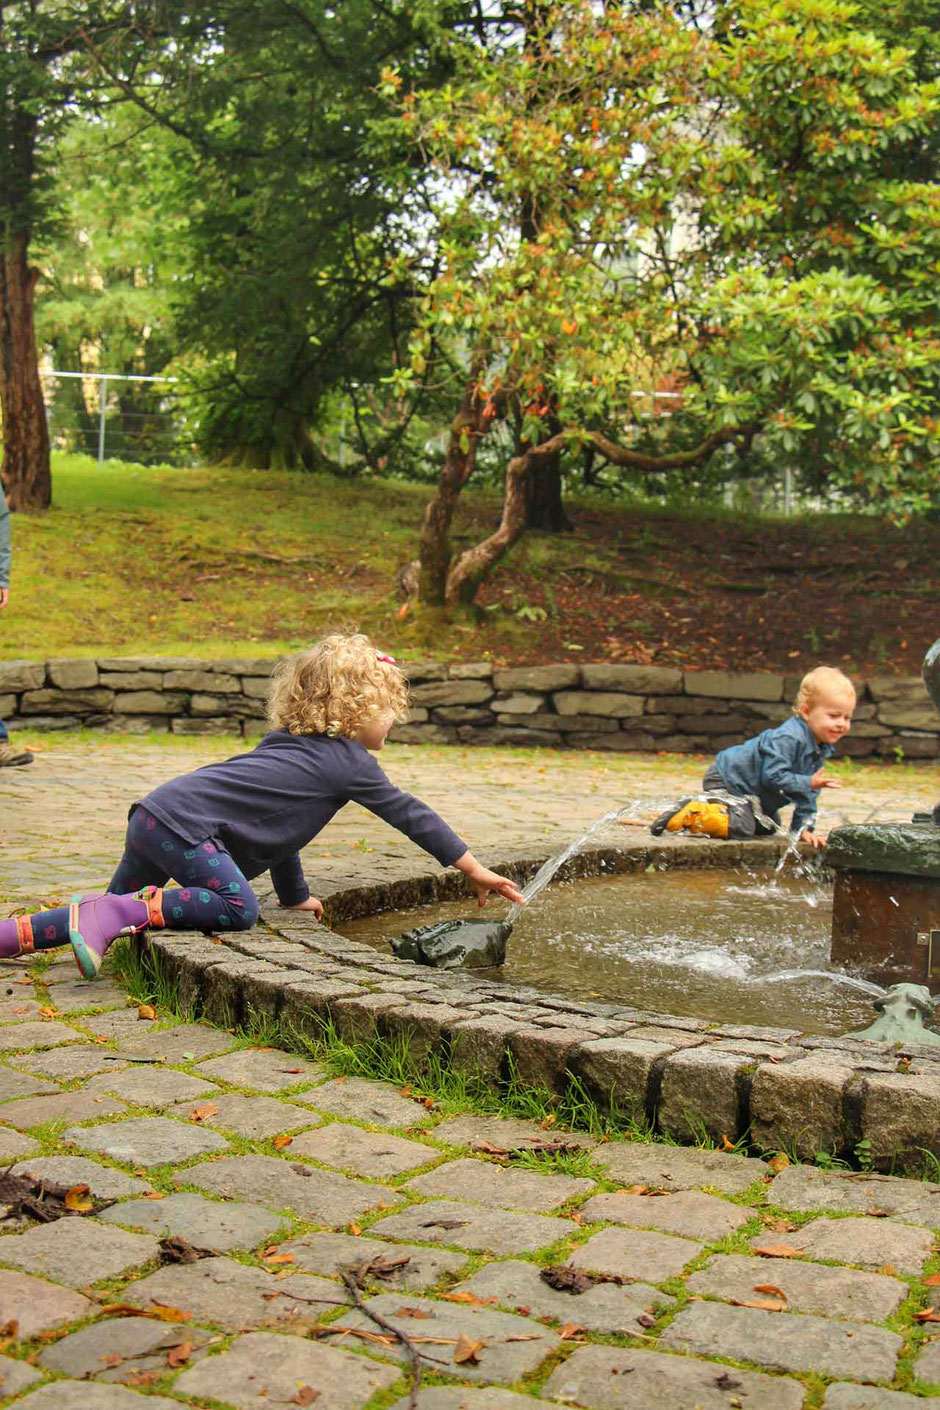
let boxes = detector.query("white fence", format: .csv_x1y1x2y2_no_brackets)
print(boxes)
40,369,191,467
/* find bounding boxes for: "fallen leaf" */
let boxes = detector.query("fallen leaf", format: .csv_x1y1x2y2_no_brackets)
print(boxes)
10,1005,29,1014
137,1004,157,1021
263,1253,295,1266
454,1332,484,1365
539,1115,557,1129
160,1236,213,1265
540,1266,597,1295
866,1208,889,1218
273,1134,293,1151
399,1084,412,1097
394,1306,432,1319
100,1353,124,1367
64,1184,94,1212
718,1134,736,1152
559,1322,588,1340
767,1153,790,1174
347,1222,362,1237
753,1244,798,1259
915,1309,940,1323
636,1313,656,1328
753,1284,787,1303
143,1191,167,1200
922,1274,940,1286
444,1291,498,1307
189,1102,219,1123
100,1303,192,1323
730,1297,787,1312
166,1339,192,1368
293,1390,319,1407
279,1068,303,1074
38,1005,57,1019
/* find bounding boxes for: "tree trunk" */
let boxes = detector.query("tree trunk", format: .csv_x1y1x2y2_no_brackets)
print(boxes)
524,449,572,531
418,370,489,605
0,231,51,509
445,444,530,606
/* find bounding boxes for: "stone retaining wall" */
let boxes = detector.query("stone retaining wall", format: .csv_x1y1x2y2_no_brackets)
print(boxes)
2,656,937,757
144,834,940,1172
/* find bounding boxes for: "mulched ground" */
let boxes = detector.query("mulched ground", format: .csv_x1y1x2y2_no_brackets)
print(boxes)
470,504,939,676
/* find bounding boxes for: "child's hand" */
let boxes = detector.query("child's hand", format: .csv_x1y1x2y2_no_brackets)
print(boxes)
453,850,525,908
810,769,842,790
468,868,525,908
278,896,324,919
800,829,826,850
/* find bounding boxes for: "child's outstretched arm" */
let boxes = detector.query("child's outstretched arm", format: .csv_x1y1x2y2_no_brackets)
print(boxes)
453,850,525,907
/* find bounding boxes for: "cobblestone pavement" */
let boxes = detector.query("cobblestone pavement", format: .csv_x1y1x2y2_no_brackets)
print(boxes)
4,951,940,1407
1,733,935,911
1,738,940,1405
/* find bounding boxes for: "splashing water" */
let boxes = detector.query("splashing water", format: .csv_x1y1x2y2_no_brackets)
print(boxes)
755,968,886,998
505,805,631,921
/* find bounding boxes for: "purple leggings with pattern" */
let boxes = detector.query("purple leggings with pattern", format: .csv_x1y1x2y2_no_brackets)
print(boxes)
25,808,259,951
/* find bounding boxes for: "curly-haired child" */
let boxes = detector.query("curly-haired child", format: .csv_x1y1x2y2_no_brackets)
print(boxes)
0,634,524,977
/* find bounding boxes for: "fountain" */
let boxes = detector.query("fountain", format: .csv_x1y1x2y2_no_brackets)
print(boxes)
829,639,940,996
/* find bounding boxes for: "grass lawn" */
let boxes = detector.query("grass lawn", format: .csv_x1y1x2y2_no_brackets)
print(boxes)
2,452,937,673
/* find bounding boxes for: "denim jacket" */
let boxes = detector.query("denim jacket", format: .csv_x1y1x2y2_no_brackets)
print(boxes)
0,495,9,589
714,714,834,833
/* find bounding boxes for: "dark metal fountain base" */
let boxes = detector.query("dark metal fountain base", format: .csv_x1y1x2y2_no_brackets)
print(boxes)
390,917,513,969
828,822,940,992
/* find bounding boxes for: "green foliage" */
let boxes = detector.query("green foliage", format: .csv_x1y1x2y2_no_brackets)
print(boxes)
387,0,940,517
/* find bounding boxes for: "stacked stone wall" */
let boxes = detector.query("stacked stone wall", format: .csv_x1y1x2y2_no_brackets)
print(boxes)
0,656,936,757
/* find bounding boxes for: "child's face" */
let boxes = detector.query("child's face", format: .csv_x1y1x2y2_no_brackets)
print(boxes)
800,689,855,745
355,709,396,751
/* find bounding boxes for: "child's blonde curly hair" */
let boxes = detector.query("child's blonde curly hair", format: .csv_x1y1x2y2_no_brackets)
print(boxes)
793,666,856,714
266,633,409,737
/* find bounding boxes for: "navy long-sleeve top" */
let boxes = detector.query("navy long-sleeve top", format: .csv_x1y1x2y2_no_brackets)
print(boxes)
137,731,467,905
714,714,834,833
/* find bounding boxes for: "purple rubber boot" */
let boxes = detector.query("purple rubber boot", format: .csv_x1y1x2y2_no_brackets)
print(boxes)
69,889,163,979
0,914,36,960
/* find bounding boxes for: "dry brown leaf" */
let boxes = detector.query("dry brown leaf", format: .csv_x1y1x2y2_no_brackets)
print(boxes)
347,1222,362,1237
399,1084,412,1097
922,1274,940,1286
137,1004,157,1021
453,1333,484,1365
915,1309,940,1323
166,1339,192,1368
273,1134,293,1150
100,1303,192,1323
753,1284,787,1303
540,1114,557,1129
64,1184,94,1212
100,1353,124,1368
559,1322,588,1340
767,1153,790,1174
730,1297,787,1312
719,1134,736,1152
188,1102,219,1123
38,1005,57,1019
753,1244,798,1259
569,1211,584,1226
143,1191,167,1200
394,1306,432,1319
293,1390,320,1407
263,1253,294,1266
444,1291,498,1308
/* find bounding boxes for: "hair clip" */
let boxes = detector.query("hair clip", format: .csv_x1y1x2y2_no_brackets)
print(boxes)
375,651,397,665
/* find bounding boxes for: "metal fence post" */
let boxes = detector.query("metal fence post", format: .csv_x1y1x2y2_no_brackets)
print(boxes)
97,375,109,469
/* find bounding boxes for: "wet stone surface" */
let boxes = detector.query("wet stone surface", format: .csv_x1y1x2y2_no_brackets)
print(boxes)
406,1155,595,1211
661,1299,903,1381
98,1190,289,1250
287,1120,438,1177
452,1258,676,1333
63,1114,231,1167
172,1330,401,1409
177,1152,398,1223
38,1316,215,1383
